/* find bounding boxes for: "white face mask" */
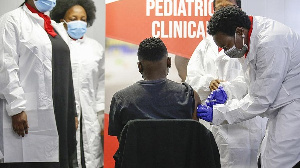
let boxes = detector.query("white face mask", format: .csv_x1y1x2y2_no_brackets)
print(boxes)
224,33,248,58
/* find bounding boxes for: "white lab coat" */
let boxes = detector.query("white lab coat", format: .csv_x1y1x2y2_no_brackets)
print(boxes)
0,150,3,163
54,23,104,168
212,16,300,167
0,148,3,161
186,35,267,168
0,5,58,162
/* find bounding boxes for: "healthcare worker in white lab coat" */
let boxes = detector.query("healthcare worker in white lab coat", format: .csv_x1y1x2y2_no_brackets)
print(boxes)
187,35,267,168
186,1,266,167
0,0,77,167
51,0,104,167
197,6,300,168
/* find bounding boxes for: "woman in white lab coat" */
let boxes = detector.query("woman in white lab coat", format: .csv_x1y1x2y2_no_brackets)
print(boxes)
0,0,77,168
186,34,267,168
198,6,300,167
51,0,104,167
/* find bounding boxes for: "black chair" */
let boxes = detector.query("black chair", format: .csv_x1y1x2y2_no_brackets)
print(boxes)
114,119,221,168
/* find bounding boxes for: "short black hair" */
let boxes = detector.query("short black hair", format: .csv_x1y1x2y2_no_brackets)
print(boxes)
137,37,168,61
50,0,96,27
207,6,250,36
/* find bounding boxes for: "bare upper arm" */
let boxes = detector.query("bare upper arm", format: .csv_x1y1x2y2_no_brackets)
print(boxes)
192,90,201,120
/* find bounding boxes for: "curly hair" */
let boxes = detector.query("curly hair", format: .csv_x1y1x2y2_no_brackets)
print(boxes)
50,0,96,27
207,6,250,36
137,37,168,61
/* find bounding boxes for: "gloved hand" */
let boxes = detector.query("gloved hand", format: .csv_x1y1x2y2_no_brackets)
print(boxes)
205,86,228,107
205,94,215,107
197,104,213,122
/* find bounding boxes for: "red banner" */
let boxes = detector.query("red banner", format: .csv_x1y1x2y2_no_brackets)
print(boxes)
106,0,213,58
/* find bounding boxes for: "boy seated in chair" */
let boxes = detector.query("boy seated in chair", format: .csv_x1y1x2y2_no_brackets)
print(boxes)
108,37,201,138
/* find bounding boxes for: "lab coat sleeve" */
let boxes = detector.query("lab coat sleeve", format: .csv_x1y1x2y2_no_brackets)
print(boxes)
93,42,105,127
0,150,3,160
96,69,104,128
212,46,289,125
186,41,215,101
220,75,248,100
0,17,26,116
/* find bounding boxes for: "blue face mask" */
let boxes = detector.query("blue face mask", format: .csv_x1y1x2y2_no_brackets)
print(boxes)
34,0,56,13
64,20,87,39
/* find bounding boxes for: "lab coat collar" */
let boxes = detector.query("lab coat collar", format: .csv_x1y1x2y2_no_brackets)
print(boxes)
243,16,257,69
245,16,253,58
24,3,57,37
74,35,86,43
69,35,86,45
22,5,46,30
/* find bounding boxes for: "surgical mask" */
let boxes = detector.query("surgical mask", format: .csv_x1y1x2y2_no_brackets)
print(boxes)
64,20,87,39
34,0,56,13
224,33,248,58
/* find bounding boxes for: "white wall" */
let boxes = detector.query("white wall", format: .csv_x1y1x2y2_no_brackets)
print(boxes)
86,0,105,48
0,0,105,47
242,0,300,35
0,0,24,14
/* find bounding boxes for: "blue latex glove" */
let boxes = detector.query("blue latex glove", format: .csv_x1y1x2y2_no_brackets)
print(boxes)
205,94,215,107
205,86,228,107
212,86,228,104
197,104,213,122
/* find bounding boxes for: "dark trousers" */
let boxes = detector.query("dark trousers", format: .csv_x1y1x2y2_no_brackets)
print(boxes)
294,161,300,168
80,114,86,168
